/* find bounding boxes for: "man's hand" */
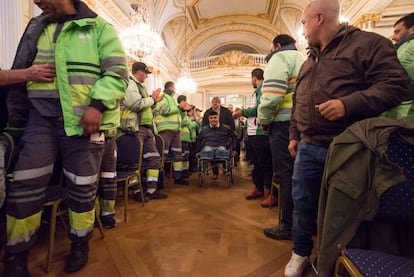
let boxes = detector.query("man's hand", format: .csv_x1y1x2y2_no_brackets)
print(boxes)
26,63,55,83
261,124,270,134
151,88,164,103
315,99,345,121
231,150,237,157
78,107,102,135
288,139,299,158
233,108,242,118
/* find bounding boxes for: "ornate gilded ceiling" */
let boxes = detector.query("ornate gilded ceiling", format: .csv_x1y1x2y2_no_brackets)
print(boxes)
89,0,413,103
94,0,413,63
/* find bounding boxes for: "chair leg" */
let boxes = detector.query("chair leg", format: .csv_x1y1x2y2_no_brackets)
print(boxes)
124,184,128,223
270,182,282,226
277,185,281,226
94,209,105,239
138,179,145,207
269,183,274,210
46,200,61,273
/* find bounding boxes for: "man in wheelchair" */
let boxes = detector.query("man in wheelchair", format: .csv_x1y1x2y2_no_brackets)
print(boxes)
196,111,237,177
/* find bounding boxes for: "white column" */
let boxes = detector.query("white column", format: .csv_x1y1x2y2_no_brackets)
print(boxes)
0,0,25,69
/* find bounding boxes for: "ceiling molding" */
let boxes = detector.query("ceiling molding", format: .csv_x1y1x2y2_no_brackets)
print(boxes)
176,17,277,59
95,0,131,29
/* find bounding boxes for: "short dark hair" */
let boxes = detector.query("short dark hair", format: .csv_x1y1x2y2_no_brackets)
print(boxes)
395,12,414,29
132,62,152,74
209,111,218,117
273,34,296,47
177,95,187,103
164,81,174,91
251,68,264,80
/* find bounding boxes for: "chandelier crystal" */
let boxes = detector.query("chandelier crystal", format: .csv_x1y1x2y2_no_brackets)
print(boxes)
176,0,197,96
120,1,163,60
176,71,197,96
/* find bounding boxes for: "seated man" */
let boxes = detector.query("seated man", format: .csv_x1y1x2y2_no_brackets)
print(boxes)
196,111,237,161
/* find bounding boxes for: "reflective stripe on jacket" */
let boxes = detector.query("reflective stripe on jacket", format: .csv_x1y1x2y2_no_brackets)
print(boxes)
153,94,181,132
9,2,128,136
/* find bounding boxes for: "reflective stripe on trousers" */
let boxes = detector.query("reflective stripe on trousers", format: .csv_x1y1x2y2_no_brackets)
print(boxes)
6,109,105,252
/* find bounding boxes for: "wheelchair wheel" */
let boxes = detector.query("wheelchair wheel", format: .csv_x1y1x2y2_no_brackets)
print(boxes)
226,159,232,188
199,171,204,187
198,159,205,187
230,157,235,184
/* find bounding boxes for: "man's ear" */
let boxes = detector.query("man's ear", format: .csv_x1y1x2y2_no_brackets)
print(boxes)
317,13,324,25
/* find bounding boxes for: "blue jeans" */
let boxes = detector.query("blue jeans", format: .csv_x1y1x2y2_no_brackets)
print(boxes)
292,141,328,257
200,146,229,160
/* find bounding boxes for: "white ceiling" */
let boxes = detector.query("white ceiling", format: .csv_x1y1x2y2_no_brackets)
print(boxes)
195,0,270,19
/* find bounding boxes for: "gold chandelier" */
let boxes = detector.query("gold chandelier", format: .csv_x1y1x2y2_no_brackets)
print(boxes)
176,0,197,95
120,0,163,60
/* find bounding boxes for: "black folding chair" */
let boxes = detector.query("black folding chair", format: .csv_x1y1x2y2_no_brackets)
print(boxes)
115,133,145,222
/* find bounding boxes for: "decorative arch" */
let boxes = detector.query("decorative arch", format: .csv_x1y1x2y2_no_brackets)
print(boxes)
176,17,277,60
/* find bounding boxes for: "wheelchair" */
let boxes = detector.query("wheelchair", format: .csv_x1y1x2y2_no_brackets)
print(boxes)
197,147,235,188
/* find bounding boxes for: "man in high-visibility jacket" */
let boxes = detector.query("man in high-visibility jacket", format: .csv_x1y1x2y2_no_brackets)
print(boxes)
124,62,167,201
153,82,189,185
2,0,128,275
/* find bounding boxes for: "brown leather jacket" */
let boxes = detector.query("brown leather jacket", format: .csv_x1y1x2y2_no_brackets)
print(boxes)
290,25,409,147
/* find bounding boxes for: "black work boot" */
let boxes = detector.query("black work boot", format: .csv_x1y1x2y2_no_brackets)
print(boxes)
65,242,89,273
2,251,30,277
174,178,189,185
263,224,292,240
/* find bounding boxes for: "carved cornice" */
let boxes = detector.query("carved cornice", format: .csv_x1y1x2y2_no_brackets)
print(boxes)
95,0,131,29
83,0,97,10
210,51,255,69
339,0,353,14
280,7,302,37
354,12,382,30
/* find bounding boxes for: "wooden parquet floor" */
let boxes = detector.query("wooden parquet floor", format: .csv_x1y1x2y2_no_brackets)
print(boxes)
2,158,315,277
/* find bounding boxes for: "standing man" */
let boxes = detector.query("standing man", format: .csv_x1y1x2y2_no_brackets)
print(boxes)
227,104,243,165
124,62,167,201
177,95,193,178
187,106,201,172
153,82,188,185
285,0,408,276
3,0,128,275
258,34,305,241
385,12,414,118
1,64,56,207
234,68,273,206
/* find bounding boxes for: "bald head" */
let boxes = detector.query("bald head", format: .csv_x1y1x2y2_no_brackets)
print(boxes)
302,0,341,49
307,0,340,22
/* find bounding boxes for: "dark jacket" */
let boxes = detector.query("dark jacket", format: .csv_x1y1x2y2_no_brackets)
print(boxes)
5,15,49,133
317,117,414,276
195,124,237,153
202,106,235,130
290,25,409,147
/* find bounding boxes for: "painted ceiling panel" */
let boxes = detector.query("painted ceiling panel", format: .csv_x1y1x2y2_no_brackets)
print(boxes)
195,0,269,18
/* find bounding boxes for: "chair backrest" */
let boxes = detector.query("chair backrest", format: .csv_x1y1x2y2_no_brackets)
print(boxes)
154,134,165,163
376,134,414,222
2,132,15,174
115,133,143,172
